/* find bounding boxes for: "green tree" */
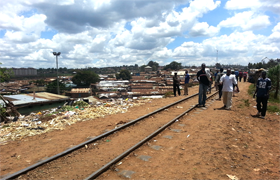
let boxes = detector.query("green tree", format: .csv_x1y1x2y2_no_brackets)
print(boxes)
140,65,146,72
72,71,100,86
35,79,46,86
46,79,69,94
0,63,13,82
265,59,278,69
215,63,221,69
248,62,253,69
164,61,182,70
147,61,159,71
268,64,280,99
255,62,263,69
116,69,131,80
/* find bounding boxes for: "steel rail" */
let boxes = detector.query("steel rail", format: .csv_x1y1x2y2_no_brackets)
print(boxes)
85,91,218,179
2,92,202,180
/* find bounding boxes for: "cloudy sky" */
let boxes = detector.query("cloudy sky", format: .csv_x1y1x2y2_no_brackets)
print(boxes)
0,0,279,69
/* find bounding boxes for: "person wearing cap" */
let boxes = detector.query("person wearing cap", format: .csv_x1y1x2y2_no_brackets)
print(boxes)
173,72,181,96
184,70,190,95
197,63,210,107
252,71,271,119
220,68,239,110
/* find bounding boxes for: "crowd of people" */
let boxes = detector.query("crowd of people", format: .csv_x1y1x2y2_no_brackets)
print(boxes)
172,63,271,119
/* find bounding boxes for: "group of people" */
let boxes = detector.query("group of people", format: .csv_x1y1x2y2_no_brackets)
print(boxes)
172,63,271,119
172,70,190,97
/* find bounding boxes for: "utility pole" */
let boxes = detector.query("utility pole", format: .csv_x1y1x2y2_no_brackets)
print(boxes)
216,50,218,63
53,52,61,95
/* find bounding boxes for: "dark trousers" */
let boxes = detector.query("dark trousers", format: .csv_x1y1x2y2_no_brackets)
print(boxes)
218,84,223,99
256,96,268,117
173,84,180,96
239,76,242,82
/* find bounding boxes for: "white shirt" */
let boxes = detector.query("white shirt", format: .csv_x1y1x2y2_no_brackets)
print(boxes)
220,74,237,92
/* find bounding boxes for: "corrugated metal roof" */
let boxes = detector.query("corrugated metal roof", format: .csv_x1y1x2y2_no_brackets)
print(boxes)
70,88,91,93
131,80,156,83
0,92,69,106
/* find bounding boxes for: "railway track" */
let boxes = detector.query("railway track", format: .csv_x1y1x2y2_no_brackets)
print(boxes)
2,91,218,180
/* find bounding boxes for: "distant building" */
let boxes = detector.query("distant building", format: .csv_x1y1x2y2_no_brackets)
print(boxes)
145,66,152,73
67,88,91,98
12,68,37,76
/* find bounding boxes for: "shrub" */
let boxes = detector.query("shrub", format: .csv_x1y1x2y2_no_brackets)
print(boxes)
164,91,173,98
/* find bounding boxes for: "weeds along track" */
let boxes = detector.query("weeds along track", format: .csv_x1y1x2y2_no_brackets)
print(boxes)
3,91,218,180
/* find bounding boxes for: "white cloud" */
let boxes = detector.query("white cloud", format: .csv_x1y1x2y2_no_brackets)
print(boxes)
3,14,47,43
272,22,280,32
172,31,280,66
0,0,279,69
266,23,280,45
218,11,270,31
225,0,280,15
225,0,261,10
189,22,220,37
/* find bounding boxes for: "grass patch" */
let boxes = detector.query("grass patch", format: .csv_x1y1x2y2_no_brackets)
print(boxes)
44,111,58,117
267,105,280,113
248,84,255,96
164,91,173,98
237,99,250,108
60,105,74,111
1,125,10,128
244,99,250,107
268,91,280,103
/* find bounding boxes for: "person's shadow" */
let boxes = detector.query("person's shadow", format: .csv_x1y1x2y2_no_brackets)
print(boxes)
214,106,231,110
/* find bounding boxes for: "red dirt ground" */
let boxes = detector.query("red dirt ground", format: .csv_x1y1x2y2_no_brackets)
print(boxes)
0,82,279,179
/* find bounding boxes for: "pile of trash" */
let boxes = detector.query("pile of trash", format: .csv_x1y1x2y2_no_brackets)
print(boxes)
0,98,151,143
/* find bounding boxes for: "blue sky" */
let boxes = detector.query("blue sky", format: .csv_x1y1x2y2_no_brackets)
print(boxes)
0,0,279,69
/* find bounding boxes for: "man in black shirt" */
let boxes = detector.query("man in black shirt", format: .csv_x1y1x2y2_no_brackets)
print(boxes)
252,71,271,119
173,72,181,96
197,63,209,107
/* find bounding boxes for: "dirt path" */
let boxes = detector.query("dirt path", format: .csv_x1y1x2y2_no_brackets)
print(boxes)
0,82,279,179
100,82,280,179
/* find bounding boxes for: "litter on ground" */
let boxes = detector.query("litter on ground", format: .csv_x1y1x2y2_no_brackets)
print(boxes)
0,98,150,142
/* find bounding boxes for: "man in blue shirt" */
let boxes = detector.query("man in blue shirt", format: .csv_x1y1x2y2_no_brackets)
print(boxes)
252,71,271,119
184,70,190,95
235,70,239,81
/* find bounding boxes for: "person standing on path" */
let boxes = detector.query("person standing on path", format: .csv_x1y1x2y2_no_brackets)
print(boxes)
235,70,239,82
239,71,243,82
184,70,190,95
243,72,247,82
215,68,224,100
214,70,219,90
220,68,239,110
197,63,210,107
173,72,181,96
252,71,271,119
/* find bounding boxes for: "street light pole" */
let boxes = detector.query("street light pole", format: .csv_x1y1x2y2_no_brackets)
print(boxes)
53,52,61,95
216,50,218,63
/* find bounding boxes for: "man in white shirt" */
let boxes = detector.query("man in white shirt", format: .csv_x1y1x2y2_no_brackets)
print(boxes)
220,68,239,110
